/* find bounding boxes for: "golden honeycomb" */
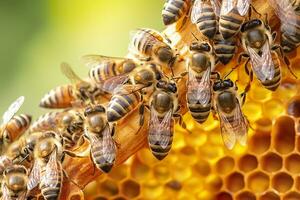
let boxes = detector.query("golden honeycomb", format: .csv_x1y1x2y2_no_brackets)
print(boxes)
57,1,300,200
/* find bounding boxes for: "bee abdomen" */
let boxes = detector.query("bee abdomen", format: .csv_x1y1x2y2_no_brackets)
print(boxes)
214,33,236,64
107,92,141,122
89,62,118,84
220,10,245,39
188,102,211,123
40,166,62,200
195,5,217,39
40,85,74,109
30,112,60,133
149,135,173,160
92,144,115,173
6,114,32,140
162,0,188,25
281,31,300,53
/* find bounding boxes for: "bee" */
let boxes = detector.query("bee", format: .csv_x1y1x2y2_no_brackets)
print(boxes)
239,19,283,91
186,42,217,123
191,0,221,39
83,105,116,173
212,78,248,149
129,28,177,73
268,0,300,53
219,0,251,39
148,79,183,160
213,32,237,65
29,112,60,133
162,0,189,26
1,165,28,200
0,96,25,154
39,63,103,109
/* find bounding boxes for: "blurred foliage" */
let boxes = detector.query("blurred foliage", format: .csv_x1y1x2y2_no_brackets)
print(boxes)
0,0,163,117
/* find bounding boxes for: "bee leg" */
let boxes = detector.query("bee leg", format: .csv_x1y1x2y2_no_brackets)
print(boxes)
62,169,83,190
272,31,277,42
135,103,145,135
89,150,96,175
173,113,186,129
63,150,86,158
111,126,121,149
224,53,249,79
211,107,218,120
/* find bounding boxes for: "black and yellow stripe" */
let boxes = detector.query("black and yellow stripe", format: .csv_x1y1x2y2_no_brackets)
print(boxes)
214,32,236,64
220,9,245,39
30,112,60,133
5,114,32,141
195,2,217,39
162,0,188,25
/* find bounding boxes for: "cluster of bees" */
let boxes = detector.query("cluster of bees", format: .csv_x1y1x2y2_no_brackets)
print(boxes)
0,0,299,199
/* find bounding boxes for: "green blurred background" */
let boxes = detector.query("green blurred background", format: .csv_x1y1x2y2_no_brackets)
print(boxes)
0,0,163,118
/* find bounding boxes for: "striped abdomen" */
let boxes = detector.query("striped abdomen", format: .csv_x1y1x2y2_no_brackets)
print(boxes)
107,91,141,122
39,85,74,109
5,114,32,141
195,2,217,39
281,16,300,52
149,118,173,160
162,0,188,25
219,9,245,39
40,163,62,200
259,52,281,91
214,33,236,64
188,100,211,123
89,61,119,84
30,112,60,133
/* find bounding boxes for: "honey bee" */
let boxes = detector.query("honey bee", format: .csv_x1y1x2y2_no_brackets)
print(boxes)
29,112,60,133
186,42,217,123
268,0,300,53
148,79,183,160
162,0,189,26
191,0,221,39
83,105,116,173
0,96,25,154
1,165,28,200
212,78,248,149
219,0,251,39
129,28,177,73
39,63,102,109
213,32,237,65
239,19,283,91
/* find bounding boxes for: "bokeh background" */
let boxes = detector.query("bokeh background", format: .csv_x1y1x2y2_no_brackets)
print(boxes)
0,0,163,117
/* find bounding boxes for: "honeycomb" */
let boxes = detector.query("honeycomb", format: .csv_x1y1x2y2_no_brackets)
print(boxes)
57,1,300,199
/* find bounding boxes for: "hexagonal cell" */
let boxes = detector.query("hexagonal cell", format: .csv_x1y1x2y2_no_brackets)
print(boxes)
263,99,284,119
179,146,198,165
243,101,262,122
287,95,300,117
236,191,256,200
272,172,294,193
259,191,280,200
142,180,164,199
111,196,127,200
247,171,270,193
108,164,128,181
225,172,245,192
249,132,271,155
93,197,108,200
165,180,182,191
120,179,140,199
215,191,233,200
205,175,223,192
193,159,211,177
70,194,82,200
255,117,272,133
98,179,119,197
273,116,295,154
216,156,235,175
283,191,300,200
153,164,171,182
295,176,300,191
238,154,258,173
131,157,151,181
285,154,300,173
261,152,282,172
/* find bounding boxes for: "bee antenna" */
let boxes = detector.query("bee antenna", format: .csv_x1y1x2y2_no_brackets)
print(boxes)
191,32,199,41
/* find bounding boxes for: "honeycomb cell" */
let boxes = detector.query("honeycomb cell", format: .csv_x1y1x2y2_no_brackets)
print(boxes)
108,165,128,181
142,180,164,199
98,179,119,197
272,172,294,193
249,82,272,102
165,180,182,191
120,179,140,198
283,191,300,200
216,156,235,175
247,171,270,193
93,197,108,200
236,191,256,200
111,197,127,200
259,191,280,200
179,146,198,165
153,164,170,182
263,99,284,119
205,175,223,191
184,129,208,147
225,172,245,192
255,117,272,133
287,95,300,117
193,159,211,177
295,176,300,190
84,181,100,196
273,116,295,154
131,157,151,181
261,152,282,172
171,162,192,182
249,132,271,155
70,194,82,200
285,154,300,173
215,191,233,200
238,154,258,173
273,78,298,103
137,148,158,166
243,101,262,122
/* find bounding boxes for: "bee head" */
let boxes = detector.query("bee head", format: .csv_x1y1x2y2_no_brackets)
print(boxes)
157,46,173,63
84,105,106,117
190,42,211,52
4,165,27,192
156,80,177,93
242,19,266,48
241,19,263,32
122,60,137,73
213,79,234,91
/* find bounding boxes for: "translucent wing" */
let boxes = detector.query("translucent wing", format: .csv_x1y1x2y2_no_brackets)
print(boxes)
234,101,248,146
27,160,41,190
82,55,129,69
187,66,211,106
100,75,129,94
60,62,85,85
42,149,61,188
191,0,205,23
2,96,25,126
211,0,222,16
113,84,146,96
237,0,251,16
16,191,27,200
149,107,173,149
221,0,235,15
2,183,11,200
248,42,275,81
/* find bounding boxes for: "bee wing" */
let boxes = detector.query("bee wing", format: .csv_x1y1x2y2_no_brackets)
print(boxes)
149,107,173,149
82,55,128,69
42,149,61,188
211,0,221,16
191,0,205,23
187,67,211,106
237,0,251,16
113,83,146,95
16,191,27,200
100,75,129,94
2,96,25,126
220,0,235,15
61,62,86,85
248,42,275,81
27,160,41,190
2,183,11,200
234,100,248,146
